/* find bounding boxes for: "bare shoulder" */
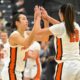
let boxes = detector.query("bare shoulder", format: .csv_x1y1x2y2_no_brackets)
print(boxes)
9,31,20,45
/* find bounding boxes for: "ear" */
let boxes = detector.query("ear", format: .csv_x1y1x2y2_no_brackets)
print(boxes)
15,21,19,27
59,12,64,21
61,13,64,21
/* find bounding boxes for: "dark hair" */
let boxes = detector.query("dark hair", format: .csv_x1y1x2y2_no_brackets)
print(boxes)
12,12,26,29
60,3,75,37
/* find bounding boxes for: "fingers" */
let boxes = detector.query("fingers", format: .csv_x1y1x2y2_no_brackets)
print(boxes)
40,6,45,12
34,5,39,12
34,5,41,20
34,5,48,21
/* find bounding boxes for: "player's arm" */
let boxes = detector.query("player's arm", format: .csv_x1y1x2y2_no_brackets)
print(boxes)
42,19,49,42
35,23,63,42
34,28,52,42
9,6,41,48
40,7,60,24
46,16,60,24
9,31,31,49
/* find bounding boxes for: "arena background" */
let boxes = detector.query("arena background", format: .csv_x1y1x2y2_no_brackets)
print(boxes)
0,0,80,35
0,0,80,80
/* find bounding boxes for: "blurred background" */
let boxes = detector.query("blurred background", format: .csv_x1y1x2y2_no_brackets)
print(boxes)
0,0,80,80
0,0,80,34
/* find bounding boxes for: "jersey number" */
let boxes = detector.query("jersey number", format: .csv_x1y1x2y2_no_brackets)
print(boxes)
70,29,79,42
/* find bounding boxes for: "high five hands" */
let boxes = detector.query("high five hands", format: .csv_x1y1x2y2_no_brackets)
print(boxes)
34,5,49,21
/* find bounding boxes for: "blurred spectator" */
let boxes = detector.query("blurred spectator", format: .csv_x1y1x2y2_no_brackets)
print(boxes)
0,11,8,29
0,29,10,80
45,36,57,80
12,0,26,15
0,41,4,80
40,42,50,80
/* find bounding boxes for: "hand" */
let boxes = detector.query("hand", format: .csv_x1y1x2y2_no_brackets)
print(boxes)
40,7,48,20
34,5,41,20
46,56,55,62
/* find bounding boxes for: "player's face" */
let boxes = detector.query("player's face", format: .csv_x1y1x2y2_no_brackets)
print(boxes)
18,14,28,31
0,32,8,43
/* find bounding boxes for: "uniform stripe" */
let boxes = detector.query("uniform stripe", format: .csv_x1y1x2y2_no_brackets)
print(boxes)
34,56,41,80
55,38,63,80
56,38,63,60
55,63,63,80
9,47,17,80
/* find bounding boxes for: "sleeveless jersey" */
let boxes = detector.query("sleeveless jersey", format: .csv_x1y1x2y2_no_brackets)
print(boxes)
49,22,80,62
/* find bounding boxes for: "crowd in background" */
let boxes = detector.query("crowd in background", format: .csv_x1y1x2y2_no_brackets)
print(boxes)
0,0,80,80
0,1,57,80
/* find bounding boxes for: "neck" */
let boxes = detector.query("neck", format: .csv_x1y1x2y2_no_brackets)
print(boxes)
17,29,24,37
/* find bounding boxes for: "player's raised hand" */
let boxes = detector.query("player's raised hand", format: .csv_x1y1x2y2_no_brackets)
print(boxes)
40,7,48,20
34,5,41,20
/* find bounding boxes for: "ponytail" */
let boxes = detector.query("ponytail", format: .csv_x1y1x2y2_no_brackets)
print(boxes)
60,3,75,37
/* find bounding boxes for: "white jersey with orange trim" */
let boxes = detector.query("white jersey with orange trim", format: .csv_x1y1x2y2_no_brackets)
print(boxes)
3,41,10,67
24,41,42,79
9,45,25,72
8,31,30,80
9,31,28,72
49,22,80,80
49,22,80,62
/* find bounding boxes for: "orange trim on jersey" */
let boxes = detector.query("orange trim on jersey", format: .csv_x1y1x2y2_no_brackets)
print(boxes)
34,56,41,80
56,38,62,60
9,47,17,80
55,63,63,80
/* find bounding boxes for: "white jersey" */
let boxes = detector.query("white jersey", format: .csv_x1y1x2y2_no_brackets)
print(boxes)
0,40,9,66
9,31,27,72
25,41,41,68
1,41,10,80
24,41,41,79
49,22,80,62
3,41,10,66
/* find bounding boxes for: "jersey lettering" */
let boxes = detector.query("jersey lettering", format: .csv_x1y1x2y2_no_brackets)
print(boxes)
70,29,79,42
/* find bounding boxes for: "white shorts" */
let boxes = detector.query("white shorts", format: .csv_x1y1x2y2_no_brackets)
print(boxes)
24,65,37,79
55,60,80,80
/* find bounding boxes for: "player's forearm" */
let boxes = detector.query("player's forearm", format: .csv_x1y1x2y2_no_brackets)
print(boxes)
46,15,60,24
42,20,49,42
25,17,41,48
44,19,49,28
34,17,41,30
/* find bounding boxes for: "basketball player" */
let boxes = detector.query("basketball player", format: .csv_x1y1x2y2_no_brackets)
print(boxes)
9,6,41,80
23,41,42,80
35,3,80,80
23,6,49,80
